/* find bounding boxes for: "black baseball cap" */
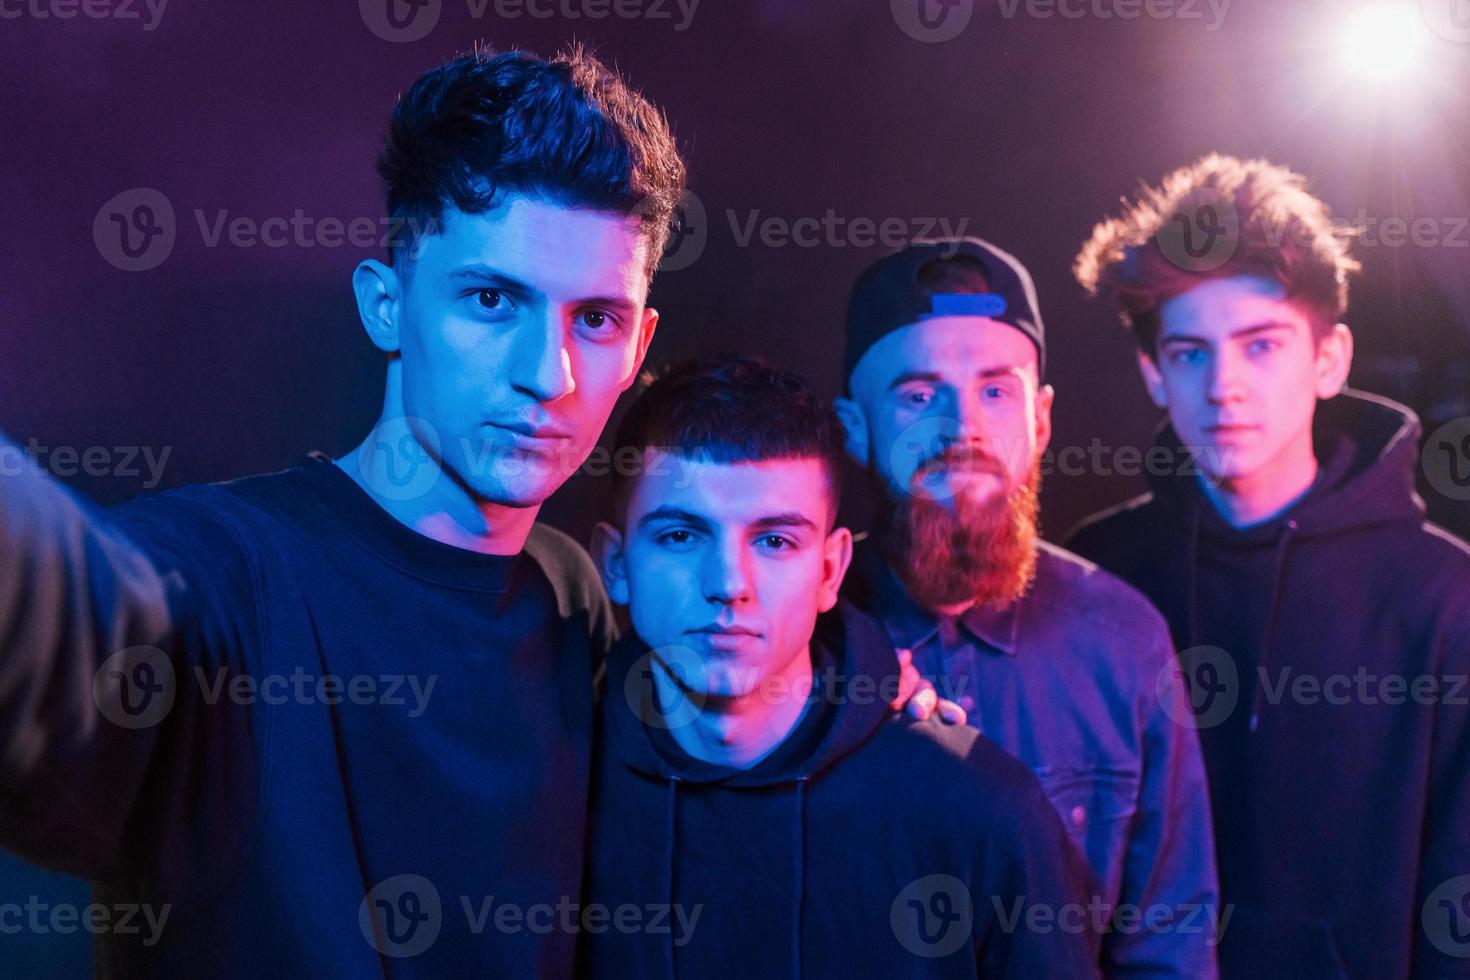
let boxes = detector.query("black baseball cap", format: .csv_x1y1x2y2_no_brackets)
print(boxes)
843,237,1046,383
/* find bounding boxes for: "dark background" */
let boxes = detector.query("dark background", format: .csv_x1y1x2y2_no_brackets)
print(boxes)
2,0,1467,972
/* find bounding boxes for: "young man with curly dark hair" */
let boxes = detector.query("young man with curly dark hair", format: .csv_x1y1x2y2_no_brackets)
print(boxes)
0,46,684,977
1067,154,1470,979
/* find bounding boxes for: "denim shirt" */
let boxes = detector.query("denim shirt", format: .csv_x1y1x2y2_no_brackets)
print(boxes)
845,537,1221,979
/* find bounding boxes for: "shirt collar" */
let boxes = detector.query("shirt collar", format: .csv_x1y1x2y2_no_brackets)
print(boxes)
857,537,1022,657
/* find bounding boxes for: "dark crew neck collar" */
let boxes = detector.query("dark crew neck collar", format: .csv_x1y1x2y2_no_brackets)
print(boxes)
299,451,520,593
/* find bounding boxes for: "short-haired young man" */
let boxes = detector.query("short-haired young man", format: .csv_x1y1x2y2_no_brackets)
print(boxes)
1067,154,1470,979
835,238,1222,977
584,354,1100,979
0,48,683,976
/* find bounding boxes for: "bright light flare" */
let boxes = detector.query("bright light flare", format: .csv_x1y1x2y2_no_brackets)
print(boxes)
1341,4,1432,80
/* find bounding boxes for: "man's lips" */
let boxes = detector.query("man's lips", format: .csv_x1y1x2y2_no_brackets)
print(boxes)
485,420,574,446
687,624,762,637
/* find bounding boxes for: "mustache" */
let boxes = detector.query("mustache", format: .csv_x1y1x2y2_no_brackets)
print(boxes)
912,444,1008,480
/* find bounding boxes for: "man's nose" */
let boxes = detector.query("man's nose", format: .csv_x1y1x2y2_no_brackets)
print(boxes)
509,313,575,402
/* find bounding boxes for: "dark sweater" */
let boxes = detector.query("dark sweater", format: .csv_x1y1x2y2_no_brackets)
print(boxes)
581,602,1101,979
0,448,613,977
1066,390,1470,980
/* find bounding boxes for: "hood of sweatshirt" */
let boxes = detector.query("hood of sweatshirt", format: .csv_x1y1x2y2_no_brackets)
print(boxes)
1146,388,1424,544
601,599,901,788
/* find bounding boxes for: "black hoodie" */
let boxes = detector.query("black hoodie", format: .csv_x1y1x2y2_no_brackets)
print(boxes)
1066,390,1470,979
580,601,1101,979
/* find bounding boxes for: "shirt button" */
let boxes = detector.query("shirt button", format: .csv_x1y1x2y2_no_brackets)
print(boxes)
1070,806,1087,828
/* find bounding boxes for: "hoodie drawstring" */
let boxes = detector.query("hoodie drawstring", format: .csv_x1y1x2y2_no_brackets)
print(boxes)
1249,521,1297,733
792,776,808,980
1187,506,1298,733
660,773,809,980
665,776,680,980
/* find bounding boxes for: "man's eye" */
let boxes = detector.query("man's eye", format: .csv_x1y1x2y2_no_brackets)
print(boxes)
1249,338,1279,355
759,534,794,551
1172,348,1204,366
983,385,1006,399
476,288,507,311
902,390,932,407
578,310,610,331
657,529,694,546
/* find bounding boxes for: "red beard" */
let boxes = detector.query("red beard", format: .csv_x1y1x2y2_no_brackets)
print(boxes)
872,455,1041,612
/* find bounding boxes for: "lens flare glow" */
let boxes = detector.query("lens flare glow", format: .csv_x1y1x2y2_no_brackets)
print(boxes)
1342,4,1432,80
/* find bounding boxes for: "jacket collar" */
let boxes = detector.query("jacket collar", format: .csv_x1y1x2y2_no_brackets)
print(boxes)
853,536,1021,657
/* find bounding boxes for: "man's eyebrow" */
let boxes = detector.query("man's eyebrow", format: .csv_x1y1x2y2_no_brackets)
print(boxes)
445,264,639,312
887,370,942,392
636,506,712,531
1160,322,1295,346
1228,321,1295,340
750,513,819,533
886,366,1022,390
977,365,1024,381
445,264,538,297
579,295,642,316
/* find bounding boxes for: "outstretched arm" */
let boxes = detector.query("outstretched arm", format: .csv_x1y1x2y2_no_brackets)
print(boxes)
0,433,207,877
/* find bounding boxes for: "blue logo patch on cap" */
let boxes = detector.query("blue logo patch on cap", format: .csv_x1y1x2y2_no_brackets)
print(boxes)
926,293,1007,318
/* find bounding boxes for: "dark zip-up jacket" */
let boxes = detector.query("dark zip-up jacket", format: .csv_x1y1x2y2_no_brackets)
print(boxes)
1066,390,1470,979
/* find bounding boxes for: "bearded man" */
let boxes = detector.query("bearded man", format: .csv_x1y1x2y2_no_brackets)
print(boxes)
835,238,1221,979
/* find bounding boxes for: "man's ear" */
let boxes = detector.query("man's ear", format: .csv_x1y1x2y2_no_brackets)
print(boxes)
353,259,403,354
1034,381,1055,455
622,307,660,392
816,525,854,614
1315,322,1354,399
833,397,870,467
1136,350,1168,409
590,521,631,605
